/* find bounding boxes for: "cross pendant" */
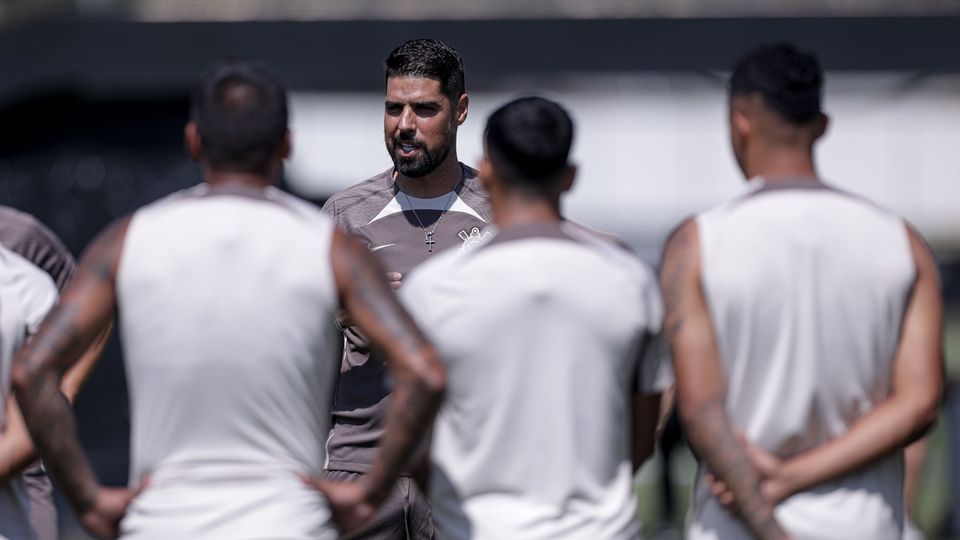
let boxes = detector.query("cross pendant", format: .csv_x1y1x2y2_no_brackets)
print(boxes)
425,231,436,252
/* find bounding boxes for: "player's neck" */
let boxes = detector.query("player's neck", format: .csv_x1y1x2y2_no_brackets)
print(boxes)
205,169,276,190
395,154,462,198
747,148,819,184
492,194,562,229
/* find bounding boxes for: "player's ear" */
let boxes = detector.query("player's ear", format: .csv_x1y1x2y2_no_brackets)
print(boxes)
184,122,203,162
455,93,469,126
478,138,493,192
812,113,829,141
280,129,292,160
559,164,577,194
731,108,752,141
478,154,493,191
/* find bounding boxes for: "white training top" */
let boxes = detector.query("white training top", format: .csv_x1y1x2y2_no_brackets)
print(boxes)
401,222,672,540
0,245,58,540
116,185,340,540
689,179,915,540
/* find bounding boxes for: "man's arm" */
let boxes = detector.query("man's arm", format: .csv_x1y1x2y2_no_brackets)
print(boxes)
308,228,446,534
11,217,140,540
661,219,788,540
59,323,113,401
0,317,111,484
0,395,35,482
0,213,113,480
741,226,943,503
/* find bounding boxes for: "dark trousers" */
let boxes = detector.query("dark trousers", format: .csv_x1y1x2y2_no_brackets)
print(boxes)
321,470,435,540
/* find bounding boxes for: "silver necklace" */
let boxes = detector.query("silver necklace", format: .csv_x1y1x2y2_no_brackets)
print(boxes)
398,169,463,253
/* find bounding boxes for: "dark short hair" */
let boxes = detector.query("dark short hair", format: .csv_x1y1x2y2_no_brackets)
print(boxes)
190,60,288,174
730,43,823,125
385,39,465,103
485,96,574,190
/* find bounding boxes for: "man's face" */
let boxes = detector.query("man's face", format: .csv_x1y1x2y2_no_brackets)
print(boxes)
384,76,459,178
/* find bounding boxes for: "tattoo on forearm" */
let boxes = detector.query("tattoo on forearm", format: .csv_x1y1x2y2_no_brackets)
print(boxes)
688,398,784,539
12,217,127,516
29,304,83,363
16,305,102,513
338,237,441,500
661,221,785,539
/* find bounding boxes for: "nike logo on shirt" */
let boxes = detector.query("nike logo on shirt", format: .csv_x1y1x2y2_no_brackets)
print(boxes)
368,243,396,252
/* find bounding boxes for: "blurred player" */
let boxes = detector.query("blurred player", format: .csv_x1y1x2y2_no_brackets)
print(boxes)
0,206,110,540
321,38,490,539
0,245,58,540
662,43,943,539
399,97,671,539
12,60,445,540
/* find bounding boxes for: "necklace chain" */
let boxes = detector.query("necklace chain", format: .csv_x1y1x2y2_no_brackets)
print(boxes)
397,167,464,253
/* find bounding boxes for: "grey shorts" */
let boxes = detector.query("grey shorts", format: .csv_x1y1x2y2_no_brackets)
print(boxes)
321,470,434,540
22,461,57,540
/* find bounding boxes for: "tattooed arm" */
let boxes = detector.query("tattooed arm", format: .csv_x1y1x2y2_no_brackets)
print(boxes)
0,317,112,484
0,395,35,482
660,219,788,540
11,217,141,540
60,322,113,401
307,228,445,535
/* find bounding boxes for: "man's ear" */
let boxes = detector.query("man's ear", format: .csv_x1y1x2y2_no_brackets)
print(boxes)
812,113,829,141
731,108,752,141
280,129,292,160
455,94,469,126
184,122,203,162
559,164,577,194
478,154,493,193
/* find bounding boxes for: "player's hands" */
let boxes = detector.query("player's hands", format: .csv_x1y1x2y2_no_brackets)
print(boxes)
740,436,793,504
303,475,379,536
79,479,148,539
386,272,403,290
706,436,794,514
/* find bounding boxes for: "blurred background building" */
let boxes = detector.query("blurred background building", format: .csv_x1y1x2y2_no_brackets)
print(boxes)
1,1,959,538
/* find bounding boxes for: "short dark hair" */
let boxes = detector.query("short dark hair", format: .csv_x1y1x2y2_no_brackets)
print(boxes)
190,60,288,174
385,39,465,103
730,43,823,125
485,96,574,190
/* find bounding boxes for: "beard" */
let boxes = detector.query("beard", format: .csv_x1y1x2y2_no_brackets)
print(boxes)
389,123,456,178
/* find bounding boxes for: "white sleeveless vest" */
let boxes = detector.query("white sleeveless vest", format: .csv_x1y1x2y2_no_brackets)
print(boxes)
116,185,340,539
689,179,914,540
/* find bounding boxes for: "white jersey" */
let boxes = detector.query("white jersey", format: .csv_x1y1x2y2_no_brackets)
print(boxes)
689,179,915,540
116,185,340,539
400,222,672,540
0,245,58,540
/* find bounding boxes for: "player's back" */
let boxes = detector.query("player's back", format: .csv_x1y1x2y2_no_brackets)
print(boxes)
402,222,665,540
0,245,58,540
692,180,914,540
116,185,339,539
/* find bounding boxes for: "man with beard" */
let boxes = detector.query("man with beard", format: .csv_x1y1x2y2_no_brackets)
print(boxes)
320,39,490,540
